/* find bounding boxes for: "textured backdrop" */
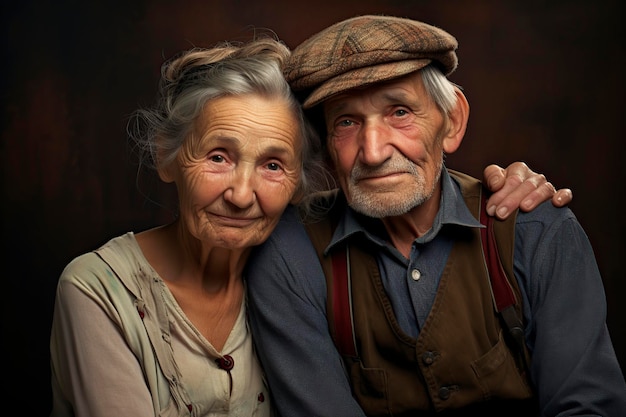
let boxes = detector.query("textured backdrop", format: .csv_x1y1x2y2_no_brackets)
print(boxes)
2,1,624,414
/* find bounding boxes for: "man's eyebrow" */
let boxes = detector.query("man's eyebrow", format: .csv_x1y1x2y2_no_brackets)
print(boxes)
324,101,348,116
379,90,411,104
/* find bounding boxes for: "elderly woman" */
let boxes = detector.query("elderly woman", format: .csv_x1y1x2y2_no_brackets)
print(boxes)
49,34,570,417
49,36,330,417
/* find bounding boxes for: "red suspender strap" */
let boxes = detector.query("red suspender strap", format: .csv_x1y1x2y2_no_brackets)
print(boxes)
479,193,517,312
330,246,358,357
479,192,528,375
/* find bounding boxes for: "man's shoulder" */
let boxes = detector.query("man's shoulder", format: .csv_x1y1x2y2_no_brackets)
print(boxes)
515,200,576,225
248,205,324,287
258,205,316,252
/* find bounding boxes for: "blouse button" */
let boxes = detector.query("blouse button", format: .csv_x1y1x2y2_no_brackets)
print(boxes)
215,355,234,371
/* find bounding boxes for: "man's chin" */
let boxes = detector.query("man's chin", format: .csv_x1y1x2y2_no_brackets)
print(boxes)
349,196,415,218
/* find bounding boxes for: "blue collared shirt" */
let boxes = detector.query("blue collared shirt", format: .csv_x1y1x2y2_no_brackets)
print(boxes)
246,168,626,417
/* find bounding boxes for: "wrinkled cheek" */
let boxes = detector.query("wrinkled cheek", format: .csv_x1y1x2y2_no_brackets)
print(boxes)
333,166,352,194
332,147,356,183
245,223,276,247
260,215,281,235
323,143,342,170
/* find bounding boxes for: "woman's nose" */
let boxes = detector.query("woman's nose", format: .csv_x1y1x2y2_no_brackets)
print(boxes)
223,169,256,208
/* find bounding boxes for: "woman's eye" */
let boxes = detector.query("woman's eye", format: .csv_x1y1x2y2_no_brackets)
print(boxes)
209,154,225,163
267,162,281,171
394,109,409,117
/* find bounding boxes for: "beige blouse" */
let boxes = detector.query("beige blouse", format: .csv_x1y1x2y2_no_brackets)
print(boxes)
50,232,271,417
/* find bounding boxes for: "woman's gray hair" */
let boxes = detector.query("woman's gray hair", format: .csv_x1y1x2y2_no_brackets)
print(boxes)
128,36,334,210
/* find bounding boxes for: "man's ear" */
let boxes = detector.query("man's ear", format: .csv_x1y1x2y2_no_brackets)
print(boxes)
442,86,470,154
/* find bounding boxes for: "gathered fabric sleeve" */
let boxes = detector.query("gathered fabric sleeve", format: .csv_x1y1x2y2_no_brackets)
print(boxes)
50,253,156,417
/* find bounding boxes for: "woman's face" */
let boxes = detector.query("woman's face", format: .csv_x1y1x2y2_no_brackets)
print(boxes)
166,94,302,249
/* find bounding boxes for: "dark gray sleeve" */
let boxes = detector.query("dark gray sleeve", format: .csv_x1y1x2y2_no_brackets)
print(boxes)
515,204,626,416
245,206,366,417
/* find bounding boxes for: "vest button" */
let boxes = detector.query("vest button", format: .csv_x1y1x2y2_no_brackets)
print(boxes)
421,351,435,365
438,386,450,400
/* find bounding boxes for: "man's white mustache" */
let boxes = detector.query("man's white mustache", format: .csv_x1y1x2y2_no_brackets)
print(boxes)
351,157,419,182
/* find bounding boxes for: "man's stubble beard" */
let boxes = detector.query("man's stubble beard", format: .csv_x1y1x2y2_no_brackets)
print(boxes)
346,154,443,218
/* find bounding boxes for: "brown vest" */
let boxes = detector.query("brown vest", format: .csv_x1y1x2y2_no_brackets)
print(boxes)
303,170,537,416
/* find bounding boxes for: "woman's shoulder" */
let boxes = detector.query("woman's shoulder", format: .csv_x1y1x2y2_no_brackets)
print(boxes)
59,232,145,291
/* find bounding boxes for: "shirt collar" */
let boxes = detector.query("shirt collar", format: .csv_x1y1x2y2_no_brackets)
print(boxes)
325,167,483,255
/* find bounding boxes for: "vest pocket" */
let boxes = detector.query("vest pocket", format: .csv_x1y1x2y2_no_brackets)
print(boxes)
470,330,533,400
349,361,390,415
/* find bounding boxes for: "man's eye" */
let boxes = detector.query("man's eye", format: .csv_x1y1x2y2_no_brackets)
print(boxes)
338,119,354,127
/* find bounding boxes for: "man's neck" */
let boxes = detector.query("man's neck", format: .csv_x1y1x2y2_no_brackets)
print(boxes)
380,185,441,258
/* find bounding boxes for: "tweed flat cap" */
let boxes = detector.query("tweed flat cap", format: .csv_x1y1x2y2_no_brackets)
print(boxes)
285,15,458,109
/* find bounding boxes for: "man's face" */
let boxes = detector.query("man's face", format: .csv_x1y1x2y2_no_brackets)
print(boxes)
322,72,447,218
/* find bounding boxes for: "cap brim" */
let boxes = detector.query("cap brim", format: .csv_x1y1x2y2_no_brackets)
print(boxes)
302,59,431,109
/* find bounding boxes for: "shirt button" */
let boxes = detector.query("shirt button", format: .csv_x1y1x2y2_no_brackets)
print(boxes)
411,269,421,281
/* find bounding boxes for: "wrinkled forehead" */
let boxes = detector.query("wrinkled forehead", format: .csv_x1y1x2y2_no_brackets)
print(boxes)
192,94,301,144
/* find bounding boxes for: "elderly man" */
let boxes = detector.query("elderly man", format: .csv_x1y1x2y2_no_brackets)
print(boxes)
246,15,626,416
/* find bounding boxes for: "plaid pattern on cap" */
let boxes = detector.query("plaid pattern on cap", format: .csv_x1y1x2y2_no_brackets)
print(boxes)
285,15,458,109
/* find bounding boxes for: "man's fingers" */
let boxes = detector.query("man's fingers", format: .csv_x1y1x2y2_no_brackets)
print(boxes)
483,164,507,191
485,174,524,217
483,162,572,218
519,181,557,211
552,188,573,207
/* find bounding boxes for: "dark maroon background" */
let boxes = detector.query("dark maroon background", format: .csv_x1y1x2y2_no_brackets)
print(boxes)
2,1,624,414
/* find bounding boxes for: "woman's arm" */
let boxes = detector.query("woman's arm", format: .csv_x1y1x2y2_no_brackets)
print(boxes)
50,272,154,417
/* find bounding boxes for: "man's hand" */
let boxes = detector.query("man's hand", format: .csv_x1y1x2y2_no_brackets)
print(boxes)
484,162,573,219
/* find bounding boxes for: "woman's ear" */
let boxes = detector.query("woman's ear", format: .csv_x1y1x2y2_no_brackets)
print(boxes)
442,86,470,154
156,143,176,183
157,163,175,183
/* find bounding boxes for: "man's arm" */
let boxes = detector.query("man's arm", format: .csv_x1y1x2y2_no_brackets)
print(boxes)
515,205,626,415
246,207,366,417
483,162,573,219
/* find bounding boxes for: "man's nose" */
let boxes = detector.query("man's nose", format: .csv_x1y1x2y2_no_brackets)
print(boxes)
358,121,392,165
